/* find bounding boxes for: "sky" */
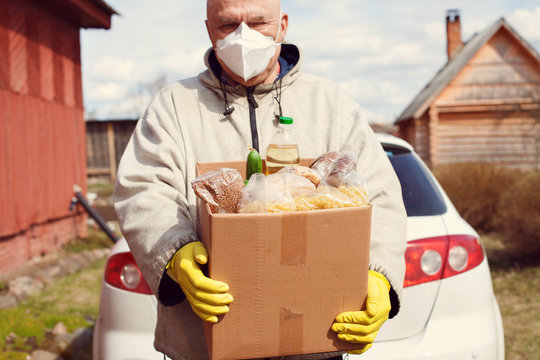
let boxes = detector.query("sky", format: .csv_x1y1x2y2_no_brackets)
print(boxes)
81,0,540,123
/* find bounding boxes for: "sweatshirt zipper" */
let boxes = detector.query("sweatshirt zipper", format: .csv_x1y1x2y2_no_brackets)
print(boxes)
246,86,259,152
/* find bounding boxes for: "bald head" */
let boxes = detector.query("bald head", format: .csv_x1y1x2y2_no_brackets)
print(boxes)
207,0,281,19
205,0,285,48
205,0,288,86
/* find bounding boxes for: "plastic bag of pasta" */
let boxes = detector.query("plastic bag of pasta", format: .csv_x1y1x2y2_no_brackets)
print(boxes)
314,171,370,208
239,172,316,213
237,173,267,213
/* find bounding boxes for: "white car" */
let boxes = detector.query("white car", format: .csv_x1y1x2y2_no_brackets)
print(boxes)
93,134,505,360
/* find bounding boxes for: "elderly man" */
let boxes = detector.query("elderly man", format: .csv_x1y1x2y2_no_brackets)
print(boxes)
114,0,407,359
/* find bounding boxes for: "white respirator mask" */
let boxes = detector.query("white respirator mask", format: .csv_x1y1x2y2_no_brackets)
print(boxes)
215,17,282,82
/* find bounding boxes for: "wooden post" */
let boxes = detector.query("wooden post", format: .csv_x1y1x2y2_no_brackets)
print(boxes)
428,107,439,168
107,122,116,182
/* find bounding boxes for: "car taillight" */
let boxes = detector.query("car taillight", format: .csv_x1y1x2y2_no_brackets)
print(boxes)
404,234,484,287
104,252,153,294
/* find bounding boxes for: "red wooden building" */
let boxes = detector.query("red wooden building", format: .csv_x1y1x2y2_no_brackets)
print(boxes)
396,11,540,169
0,0,116,273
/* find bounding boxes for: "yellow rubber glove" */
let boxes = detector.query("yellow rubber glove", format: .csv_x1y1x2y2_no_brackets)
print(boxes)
331,270,391,354
166,241,233,323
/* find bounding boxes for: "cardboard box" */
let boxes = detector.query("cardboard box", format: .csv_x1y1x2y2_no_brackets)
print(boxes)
196,160,371,360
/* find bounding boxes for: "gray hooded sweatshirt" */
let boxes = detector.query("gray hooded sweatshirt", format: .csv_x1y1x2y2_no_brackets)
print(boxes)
114,44,407,360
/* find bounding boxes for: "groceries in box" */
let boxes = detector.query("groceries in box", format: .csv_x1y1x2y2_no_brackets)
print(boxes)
191,150,370,214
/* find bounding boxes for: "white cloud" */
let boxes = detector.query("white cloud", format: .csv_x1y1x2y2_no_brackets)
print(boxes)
158,45,209,80
509,6,540,41
104,94,152,118
86,82,129,102
424,22,445,44
88,94,152,120
352,42,435,68
91,55,137,82
305,59,334,75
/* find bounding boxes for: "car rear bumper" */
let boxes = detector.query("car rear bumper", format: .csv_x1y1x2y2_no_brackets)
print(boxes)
350,297,502,360
350,260,505,360
93,282,162,360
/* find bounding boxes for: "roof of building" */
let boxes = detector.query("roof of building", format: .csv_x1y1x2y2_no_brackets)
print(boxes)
40,0,119,29
90,0,118,15
395,18,540,123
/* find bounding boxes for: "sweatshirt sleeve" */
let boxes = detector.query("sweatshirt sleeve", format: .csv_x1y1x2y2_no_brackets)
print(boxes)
113,88,197,304
341,102,407,319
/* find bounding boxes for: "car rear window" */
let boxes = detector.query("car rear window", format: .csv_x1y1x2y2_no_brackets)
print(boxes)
383,144,447,217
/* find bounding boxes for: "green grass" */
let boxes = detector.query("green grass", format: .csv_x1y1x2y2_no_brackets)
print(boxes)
482,233,540,360
87,182,114,199
0,258,105,358
492,266,540,360
62,227,114,254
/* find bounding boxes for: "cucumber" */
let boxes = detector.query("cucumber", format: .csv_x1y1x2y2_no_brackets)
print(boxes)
246,147,263,182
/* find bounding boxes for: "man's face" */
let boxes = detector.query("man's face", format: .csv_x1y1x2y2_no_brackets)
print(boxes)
206,0,287,86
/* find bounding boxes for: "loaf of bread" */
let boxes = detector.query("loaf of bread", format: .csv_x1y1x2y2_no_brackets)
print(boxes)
309,151,340,178
326,152,358,187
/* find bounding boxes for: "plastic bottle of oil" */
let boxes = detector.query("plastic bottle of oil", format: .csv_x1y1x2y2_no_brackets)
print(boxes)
265,116,300,174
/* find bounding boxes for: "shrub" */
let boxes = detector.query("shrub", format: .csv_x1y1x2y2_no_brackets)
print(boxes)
433,162,519,233
496,171,540,254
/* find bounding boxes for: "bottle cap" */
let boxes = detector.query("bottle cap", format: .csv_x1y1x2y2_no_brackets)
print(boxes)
279,116,293,125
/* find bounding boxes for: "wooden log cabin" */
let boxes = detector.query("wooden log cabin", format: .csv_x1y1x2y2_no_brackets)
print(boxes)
396,10,540,170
